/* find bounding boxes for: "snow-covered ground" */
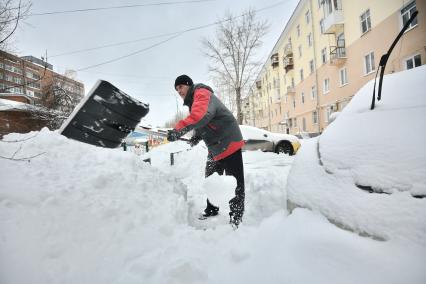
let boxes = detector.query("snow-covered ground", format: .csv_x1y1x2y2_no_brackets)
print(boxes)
1,129,425,284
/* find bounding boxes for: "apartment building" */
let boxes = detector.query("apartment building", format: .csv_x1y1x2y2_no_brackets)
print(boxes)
245,0,425,135
0,50,85,135
0,50,84,105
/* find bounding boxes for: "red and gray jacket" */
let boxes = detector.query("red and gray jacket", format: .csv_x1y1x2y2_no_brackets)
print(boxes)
174,83,244,161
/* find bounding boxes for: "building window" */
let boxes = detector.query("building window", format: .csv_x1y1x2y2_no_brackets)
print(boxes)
300,69,304,81
0,62,3,69
364,52,375,74
305,10,311,24
360,9,371,34
13,77,22,84
325,105,334,122
401,1,417,30
301,92,305,104
307,33,313,47
323,78,330,94
309,60,315,74
5,64,13,72
311,85,316,100
298,45,302,57
5,74,13,82
320,19,325,34
0,72,3,80
321,47,327,64
317,0,321,8
405,54,421,69
302,117,306,131
312,111,318,124
297,25,301,37
293,99,296,109
294,117,298,127
339,67,348,86
26,90,35,97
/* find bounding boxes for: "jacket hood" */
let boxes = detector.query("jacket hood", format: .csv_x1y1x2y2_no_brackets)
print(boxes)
183,83,213,108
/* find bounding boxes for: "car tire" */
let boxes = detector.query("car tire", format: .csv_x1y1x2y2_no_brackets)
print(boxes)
275,141,293,155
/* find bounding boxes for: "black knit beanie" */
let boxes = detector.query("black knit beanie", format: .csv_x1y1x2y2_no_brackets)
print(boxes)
174,75,193,89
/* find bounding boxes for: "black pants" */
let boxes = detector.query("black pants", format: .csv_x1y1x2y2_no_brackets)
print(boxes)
205,149,245,225
205,149,245,196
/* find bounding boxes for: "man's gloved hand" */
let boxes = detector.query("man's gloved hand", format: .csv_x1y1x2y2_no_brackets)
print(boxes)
188,135,201,147
167,129,181,142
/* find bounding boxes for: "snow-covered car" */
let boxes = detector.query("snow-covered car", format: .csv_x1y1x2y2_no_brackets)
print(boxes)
286,65,426,244
240,125,300,155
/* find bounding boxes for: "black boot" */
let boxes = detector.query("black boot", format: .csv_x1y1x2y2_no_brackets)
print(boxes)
199,199,219,220
229,195,244,227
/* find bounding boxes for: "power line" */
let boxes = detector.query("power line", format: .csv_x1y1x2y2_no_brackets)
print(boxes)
52,1,288,58
76,32,184,71
28,0,216,16
50,32,181,58
73,1,289,71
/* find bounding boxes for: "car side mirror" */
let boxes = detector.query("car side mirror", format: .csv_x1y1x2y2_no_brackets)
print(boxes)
263,134,268,138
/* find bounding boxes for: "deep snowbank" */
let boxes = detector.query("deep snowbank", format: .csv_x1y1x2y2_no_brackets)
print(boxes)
1,126,425,283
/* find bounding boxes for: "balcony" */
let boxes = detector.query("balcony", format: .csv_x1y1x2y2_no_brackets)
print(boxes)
329,39,347,65
286,86,295,96
283,56,294,73
271,53,279,68
322,0,344,34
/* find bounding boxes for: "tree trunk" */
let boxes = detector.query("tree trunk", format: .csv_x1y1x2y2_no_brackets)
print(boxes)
235,87,243,124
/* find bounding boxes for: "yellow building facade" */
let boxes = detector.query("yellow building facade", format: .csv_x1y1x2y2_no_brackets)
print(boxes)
244,0,425,136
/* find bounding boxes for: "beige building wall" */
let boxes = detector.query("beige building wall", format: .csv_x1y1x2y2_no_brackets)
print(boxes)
246,0,425,135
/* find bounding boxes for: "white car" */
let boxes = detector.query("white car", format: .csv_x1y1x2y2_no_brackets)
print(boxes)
240,125,301,155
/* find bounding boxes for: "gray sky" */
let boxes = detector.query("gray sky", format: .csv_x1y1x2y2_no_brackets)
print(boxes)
14,0,299,126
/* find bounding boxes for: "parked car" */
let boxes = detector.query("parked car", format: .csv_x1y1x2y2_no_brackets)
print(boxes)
240,125,300,155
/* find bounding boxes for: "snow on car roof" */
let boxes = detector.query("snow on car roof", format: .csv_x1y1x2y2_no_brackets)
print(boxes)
287,65,426,245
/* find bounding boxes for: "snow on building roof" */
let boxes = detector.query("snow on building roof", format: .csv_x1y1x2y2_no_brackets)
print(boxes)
287,65,426,245
0,98,32,111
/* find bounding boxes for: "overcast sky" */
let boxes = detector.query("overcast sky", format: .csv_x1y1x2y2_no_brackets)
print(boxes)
14,0,299,126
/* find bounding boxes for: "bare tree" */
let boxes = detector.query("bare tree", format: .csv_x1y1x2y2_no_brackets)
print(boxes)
202,9,269,124
0,0,32,51
212,76,236,114
163,110,188,128
33,70,83,130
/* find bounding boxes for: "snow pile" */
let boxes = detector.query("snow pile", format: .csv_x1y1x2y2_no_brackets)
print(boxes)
1,119,425,283
0,129,188,283
287,66,426,245
144,141,292,226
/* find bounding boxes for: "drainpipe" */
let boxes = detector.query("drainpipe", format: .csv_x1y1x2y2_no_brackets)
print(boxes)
309,0,322,135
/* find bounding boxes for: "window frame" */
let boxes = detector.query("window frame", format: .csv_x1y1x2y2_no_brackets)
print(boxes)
360,9,372,35
404,53,421,70
401,1,417,31
364,51,375,75
339,67,348,86
312,110,318,124
321,47,327,64
311,85,316,100
307,33,313,47
309,59,315,74
305,10,311,24
323,78,330,94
